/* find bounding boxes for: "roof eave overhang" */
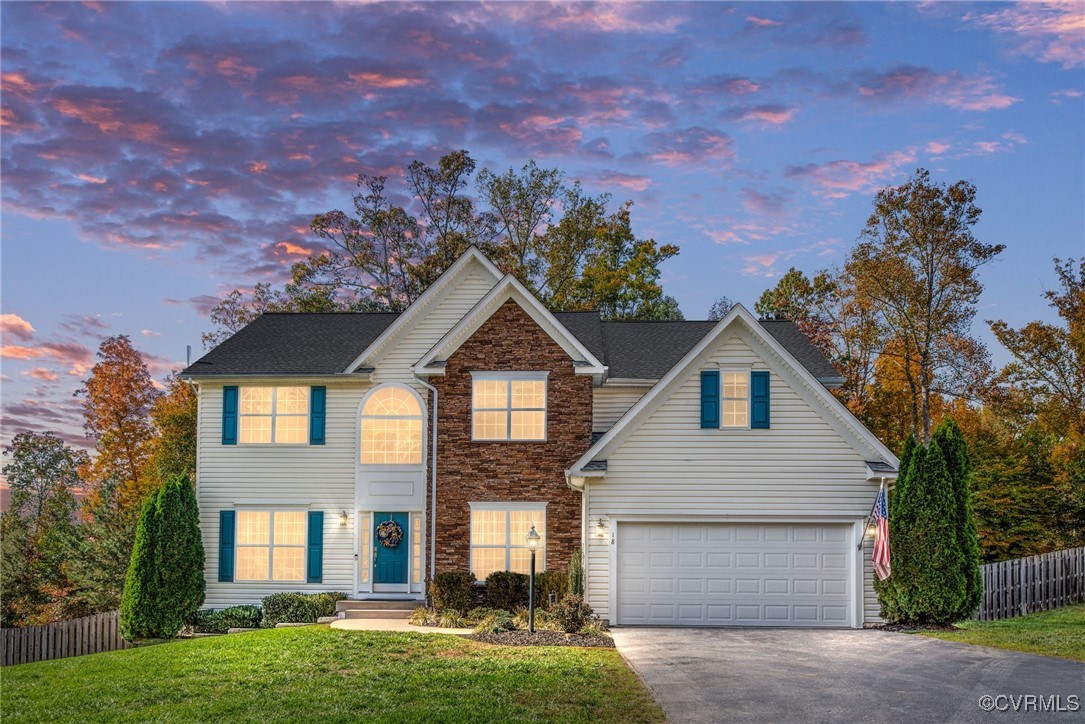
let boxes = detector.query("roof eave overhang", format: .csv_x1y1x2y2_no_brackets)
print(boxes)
180,371,373,383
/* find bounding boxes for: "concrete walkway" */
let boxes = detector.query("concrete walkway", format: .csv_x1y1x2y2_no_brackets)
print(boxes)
612,628,1085,724
329,618,472,635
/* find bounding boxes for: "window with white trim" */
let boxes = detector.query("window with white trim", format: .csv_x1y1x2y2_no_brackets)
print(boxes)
360,385,423,464
471,373,547,441
722,371,749,428
470,504,545,580
235,510,306,582
239,387,308,444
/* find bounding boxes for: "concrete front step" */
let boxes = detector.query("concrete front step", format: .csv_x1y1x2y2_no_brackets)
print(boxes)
343,609,414,620
336,599,421,613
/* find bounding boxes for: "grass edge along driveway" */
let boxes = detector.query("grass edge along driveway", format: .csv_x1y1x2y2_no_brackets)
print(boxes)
918,604,1085,662
3,625,665,723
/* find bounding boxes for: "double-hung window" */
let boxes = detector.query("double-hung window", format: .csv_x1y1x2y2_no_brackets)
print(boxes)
235,510,307,582
469,503,546,580
721,371,749,428
471,373,547,441
239,386,308,443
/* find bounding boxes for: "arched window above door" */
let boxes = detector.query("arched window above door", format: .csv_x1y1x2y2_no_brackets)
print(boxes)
360,385,423,465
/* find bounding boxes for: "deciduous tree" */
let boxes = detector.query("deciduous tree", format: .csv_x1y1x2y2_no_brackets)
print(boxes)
846,168,1003,443
148,374,197,482
77,335,160,513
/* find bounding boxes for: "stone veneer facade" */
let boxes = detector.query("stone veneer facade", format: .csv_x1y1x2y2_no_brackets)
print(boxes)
428,298,592,576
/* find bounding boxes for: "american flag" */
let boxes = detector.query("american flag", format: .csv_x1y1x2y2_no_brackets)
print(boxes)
872,484,891,580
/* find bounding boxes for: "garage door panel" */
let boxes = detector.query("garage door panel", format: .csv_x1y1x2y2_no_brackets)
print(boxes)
617,522,853,627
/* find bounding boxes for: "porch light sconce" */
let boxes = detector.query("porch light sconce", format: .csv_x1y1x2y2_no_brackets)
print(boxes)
340,510,349,527
594,519,608,538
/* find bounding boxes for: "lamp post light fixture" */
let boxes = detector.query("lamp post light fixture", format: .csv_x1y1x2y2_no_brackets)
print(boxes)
526,524,541,633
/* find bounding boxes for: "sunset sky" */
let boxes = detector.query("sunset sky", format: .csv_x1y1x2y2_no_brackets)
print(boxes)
1,1,1083,452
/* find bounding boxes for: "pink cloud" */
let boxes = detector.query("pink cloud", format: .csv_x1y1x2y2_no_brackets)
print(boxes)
728,104,797,126
1,340,93,366
966,2,1085,69
638,126,735,166
596,170,652,192
1,313,36,342
926,141,951,155
786,149,917,199
741,253,781,277
140,329,162,337
856,66,1020,112
1051,88,1084,104
746,16,783,28
23,367,59,382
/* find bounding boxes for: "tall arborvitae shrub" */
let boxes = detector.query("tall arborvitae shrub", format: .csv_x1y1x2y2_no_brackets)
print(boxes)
874,436,917,622
120,488,162,641
568,548,584,597
933,419,982,619
894,440,967,624
154,474,205,636
120,475,205,641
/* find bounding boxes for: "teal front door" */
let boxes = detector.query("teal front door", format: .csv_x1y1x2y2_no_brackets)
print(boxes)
373,512,409,585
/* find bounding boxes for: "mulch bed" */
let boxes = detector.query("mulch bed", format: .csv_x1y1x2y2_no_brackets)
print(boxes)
470,630,615,648
872,623,961,633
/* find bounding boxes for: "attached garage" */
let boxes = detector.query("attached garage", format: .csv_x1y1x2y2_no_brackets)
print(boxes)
614,522,855,627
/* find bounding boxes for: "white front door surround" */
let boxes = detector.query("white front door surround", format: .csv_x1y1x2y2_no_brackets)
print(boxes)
609,517,864,628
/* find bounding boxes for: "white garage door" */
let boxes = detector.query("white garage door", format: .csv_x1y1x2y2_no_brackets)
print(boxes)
615,522,853,627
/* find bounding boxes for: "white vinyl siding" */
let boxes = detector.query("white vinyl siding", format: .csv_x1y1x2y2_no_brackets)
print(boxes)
585,327,882,625
198,379,365,607
592,386,651,433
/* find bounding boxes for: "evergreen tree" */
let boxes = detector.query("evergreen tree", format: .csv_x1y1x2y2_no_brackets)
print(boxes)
66,478,138,613
894,440,967,624
120,488,162,640
874,435,917,622
153,475,205,636
934,419,982,618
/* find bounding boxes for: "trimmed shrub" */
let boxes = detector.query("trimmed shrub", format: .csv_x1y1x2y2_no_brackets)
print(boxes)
536,569,568,607
568,548,584,597
934,419,982,619
190,605,263,633
428,571,475,613
154,475,206,637
474,609,515,634
874,436,917,622
309,591,348,618
120,475,206,642
485,571,532,610
551,594,594,634
893,441,967,624
120,489,162,641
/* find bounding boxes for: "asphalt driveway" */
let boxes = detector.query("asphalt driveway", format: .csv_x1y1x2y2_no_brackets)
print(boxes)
611,628,1084,723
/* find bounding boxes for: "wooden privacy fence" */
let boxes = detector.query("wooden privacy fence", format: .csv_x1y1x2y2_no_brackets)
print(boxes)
977,547,1085,621
1,610,129,666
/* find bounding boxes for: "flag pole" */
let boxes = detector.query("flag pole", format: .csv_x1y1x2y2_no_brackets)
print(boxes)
857,478,885,550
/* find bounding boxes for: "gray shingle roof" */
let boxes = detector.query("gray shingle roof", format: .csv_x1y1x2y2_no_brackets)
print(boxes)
183,310,840,385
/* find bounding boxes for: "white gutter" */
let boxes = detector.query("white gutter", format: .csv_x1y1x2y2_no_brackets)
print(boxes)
414,374,440,583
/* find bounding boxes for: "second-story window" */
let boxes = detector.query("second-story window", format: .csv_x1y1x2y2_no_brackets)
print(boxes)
471,373,547,441
360,385,423,464
721,371,749,428
239,386,309,443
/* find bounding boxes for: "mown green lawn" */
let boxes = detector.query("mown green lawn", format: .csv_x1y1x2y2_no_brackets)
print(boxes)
920,604,1085,661
3,625,664,723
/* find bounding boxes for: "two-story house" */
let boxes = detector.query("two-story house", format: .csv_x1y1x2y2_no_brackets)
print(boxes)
182,246,898,628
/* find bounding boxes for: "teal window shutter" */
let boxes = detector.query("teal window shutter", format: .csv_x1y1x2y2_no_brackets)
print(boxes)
219,510,236,582
309,386,327,445
307,511,324,583
751,371,770,429
222,386,239,445
700,370,720,428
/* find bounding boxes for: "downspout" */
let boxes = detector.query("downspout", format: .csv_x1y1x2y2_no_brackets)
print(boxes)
415,373,439,583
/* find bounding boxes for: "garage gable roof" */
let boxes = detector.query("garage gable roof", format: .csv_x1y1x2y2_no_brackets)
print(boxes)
567,303,898,481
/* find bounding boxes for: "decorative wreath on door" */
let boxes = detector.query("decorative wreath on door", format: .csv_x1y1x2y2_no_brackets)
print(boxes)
376,520,404,548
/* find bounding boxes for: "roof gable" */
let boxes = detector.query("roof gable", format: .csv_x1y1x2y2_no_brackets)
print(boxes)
567,303,897,479
414,274,607,378
344,246,502,373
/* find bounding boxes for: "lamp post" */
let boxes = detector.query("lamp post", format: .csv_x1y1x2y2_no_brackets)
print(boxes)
526,524,541,633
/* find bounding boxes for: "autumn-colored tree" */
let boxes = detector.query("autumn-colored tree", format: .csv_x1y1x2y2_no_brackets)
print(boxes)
989,257,1085,546
0,432,87,626
148,374,198,482
846,168,1003,443
77,335,160,514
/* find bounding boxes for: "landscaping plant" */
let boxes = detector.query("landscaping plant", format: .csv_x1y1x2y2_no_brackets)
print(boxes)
536,569,568,607
120,474,205,641
873,435,916,622
933,418,983,619
427,571,476,613
568,548,584,597
484,571,532,610
261,592,347,626
552,594,595,634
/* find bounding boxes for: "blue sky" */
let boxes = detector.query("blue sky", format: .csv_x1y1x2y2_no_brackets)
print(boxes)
2,1,1083,450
